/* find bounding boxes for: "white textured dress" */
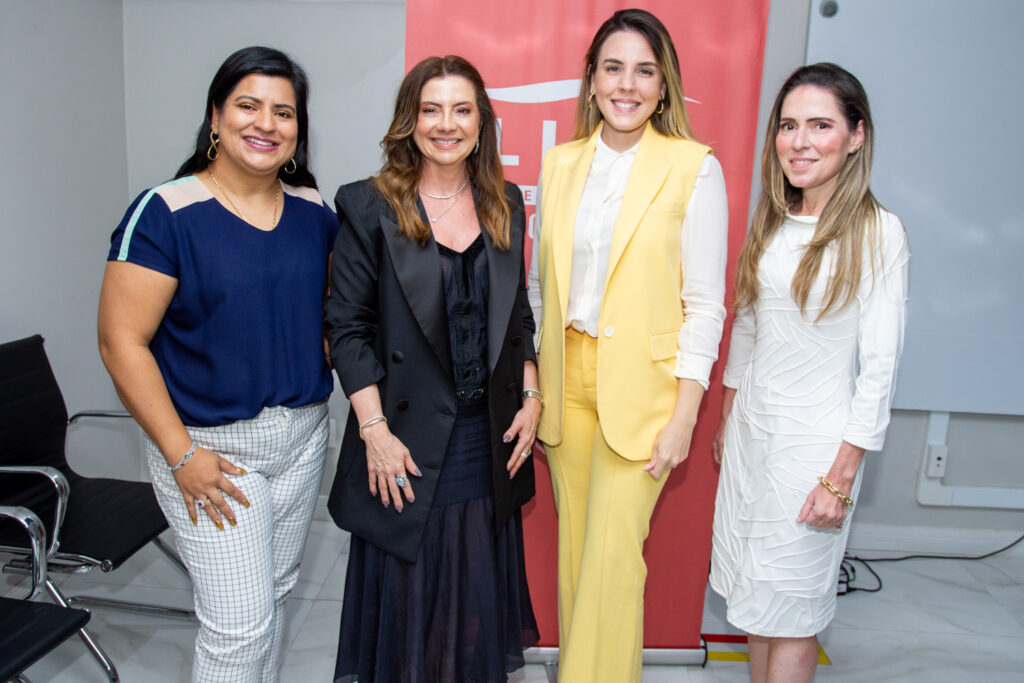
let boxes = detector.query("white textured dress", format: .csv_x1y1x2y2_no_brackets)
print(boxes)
710,209,909,637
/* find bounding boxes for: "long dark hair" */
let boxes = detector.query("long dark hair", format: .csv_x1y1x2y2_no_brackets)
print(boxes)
373,55,510,250
175,46,317,188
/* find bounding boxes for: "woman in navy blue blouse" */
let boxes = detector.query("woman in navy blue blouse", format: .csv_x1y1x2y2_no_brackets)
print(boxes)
98,46,336,682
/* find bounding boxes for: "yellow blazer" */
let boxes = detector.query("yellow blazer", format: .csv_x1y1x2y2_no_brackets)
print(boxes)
536,123,710,460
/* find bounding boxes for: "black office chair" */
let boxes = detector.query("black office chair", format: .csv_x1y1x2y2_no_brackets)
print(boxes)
0,335,194,683
0,504,91,683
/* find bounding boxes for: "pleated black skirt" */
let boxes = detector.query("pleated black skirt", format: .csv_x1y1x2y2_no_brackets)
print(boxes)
334,400,539,683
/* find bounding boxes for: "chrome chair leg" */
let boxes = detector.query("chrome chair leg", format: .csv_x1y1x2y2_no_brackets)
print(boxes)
45,579,119,683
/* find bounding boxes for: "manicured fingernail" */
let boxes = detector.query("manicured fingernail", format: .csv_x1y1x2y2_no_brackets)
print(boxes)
215,520,224,531
228,518,236,527
503,434,512,443
412,467,422,477
242,499,251,508
396,505,403,514
190,517,197,526
236,468,248,474
383,500,389,509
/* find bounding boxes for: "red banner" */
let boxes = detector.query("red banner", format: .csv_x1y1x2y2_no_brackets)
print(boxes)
407,0,769,649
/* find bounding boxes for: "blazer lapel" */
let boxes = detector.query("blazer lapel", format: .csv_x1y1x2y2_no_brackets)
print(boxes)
483,195,520,374
606,123,671,284
551,130,600,322
380,212,453,379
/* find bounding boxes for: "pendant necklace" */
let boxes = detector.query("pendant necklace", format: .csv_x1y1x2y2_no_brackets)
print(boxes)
419,178,470,223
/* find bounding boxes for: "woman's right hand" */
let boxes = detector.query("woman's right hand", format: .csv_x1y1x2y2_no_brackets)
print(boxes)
361,422,420,513
711,420,727,465
712,387,737,465
171,446,249,529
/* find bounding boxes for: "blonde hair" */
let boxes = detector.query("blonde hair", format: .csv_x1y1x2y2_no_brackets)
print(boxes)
373,56,510,250
572,9,696,142
735,63,881,320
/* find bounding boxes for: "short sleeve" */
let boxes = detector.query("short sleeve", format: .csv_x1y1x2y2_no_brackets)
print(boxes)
108,188,179,278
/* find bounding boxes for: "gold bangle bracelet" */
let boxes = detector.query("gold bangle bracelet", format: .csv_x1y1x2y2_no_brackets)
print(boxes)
817,476,854,507
358,415,387,440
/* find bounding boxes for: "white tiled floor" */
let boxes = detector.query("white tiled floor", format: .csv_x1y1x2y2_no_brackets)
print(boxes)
5,518,1023,682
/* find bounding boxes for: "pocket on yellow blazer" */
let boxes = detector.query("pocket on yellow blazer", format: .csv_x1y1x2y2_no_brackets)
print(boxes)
649,330,678,361
645,200,686,216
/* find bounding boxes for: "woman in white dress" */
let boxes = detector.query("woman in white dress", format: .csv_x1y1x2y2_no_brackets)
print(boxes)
710,63,909,682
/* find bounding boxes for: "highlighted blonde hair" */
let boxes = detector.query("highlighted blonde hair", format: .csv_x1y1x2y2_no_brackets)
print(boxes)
735,62,882,319
572,8,697,142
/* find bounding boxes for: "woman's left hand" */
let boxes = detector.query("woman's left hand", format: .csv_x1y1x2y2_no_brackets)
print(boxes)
644,417,695,479
796,441,865,530
504,398,541,478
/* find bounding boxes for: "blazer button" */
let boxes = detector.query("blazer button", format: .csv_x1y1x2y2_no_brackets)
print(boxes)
604,326,614,338
391,351,404,363
396,399,409,410
510,335,521,346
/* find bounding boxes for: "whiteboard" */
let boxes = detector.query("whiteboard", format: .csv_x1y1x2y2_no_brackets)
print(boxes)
807,0,1024,415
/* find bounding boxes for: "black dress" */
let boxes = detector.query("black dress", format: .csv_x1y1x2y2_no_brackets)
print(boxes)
334,234,539,683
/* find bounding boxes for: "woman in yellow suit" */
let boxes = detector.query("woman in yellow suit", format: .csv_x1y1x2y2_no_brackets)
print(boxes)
529,9,728,682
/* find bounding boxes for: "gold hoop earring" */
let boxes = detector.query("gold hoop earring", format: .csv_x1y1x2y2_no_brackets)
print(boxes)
655,99,665,116
587,92,595,110
283,157,297,174
207,131,219,161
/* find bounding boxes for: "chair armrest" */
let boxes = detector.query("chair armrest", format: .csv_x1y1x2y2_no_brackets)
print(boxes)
0,466,69,558
0,505,47,599
68,409,132,424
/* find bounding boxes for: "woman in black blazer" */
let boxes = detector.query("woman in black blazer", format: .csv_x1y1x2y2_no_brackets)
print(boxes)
325,55,541,683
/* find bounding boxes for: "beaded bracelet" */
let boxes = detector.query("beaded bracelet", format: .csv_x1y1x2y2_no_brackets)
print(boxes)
817,476,854,507
170,441,198,472
358,415,388,440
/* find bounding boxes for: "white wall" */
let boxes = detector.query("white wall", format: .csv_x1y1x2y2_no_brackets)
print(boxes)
0,0,133,474
3,0,1021,546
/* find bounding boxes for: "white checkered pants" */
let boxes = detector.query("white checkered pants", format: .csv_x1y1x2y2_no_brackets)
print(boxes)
146,400,328,682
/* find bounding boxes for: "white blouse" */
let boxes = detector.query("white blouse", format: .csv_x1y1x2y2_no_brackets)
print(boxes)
528,135,728,389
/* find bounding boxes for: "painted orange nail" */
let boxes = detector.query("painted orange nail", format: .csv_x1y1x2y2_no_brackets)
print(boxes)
242,499,251,508
228,518,237,527
191,517,197,526
215,520,224,531
237,468,248,474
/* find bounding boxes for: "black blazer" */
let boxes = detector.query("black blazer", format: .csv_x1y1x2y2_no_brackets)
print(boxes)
325,179,537,563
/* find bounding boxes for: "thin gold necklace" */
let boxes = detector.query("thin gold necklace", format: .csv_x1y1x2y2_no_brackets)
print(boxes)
208,170,281,229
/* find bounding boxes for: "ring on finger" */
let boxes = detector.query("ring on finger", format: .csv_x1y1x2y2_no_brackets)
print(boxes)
195,498,207,509
395,475,407,488
518,450,529,459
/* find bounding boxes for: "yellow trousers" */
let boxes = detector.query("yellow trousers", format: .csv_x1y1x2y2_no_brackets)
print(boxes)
546,329,668,683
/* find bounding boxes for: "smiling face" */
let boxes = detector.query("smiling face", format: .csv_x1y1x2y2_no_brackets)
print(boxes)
590,29,666,151
775,84,864,213
210,74,298,180
412,75,480,174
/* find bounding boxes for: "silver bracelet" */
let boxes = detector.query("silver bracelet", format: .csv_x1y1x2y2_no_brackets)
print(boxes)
170,441,198,472
358,415,388,440
522,388,544,407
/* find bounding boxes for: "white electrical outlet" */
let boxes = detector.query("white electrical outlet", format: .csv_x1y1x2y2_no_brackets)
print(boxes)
926,444,948,478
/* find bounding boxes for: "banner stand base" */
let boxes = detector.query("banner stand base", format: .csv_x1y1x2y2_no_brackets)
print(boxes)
525,639,709,677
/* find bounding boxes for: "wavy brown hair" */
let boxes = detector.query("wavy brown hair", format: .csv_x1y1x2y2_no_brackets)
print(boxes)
573,8,697,142
373,55,510,250
735,62,881,320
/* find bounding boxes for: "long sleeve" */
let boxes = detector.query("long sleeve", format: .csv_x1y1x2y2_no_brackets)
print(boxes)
722,303,755,389
841,212,910,451
325,183,386,397
675,154,729,388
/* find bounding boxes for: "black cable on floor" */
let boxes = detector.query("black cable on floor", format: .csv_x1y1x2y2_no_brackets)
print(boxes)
838,531,1024,596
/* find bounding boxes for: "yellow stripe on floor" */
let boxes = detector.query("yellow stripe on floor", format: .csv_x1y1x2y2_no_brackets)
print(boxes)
706,644,831,665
